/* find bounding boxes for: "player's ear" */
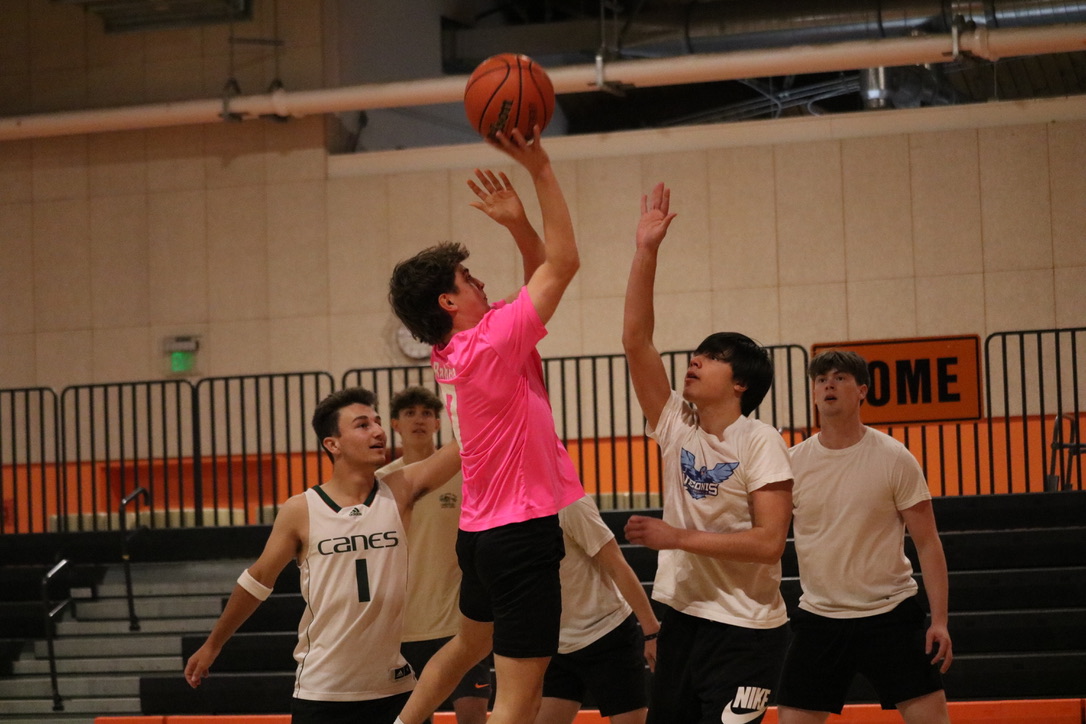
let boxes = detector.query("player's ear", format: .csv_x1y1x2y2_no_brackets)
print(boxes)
322,436,339,458
438,293,456,311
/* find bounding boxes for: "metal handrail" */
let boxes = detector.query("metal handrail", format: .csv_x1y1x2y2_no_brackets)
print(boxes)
1047,414,1084,492
119,487,150,632
41,559,72,712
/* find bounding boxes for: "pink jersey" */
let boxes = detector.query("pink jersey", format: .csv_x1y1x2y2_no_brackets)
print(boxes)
432,287,584,532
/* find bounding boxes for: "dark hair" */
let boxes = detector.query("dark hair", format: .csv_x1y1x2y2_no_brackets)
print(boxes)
389,386,443,419
311,387,378,463
389,242,469,346
694,332,774,416
807,349,871,388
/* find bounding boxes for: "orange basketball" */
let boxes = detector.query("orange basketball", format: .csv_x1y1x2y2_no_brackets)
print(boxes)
464,53,555,141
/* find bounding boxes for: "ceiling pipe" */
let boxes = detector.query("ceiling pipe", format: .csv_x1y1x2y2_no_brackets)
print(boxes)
616,0,1086,55
0,22,1083,143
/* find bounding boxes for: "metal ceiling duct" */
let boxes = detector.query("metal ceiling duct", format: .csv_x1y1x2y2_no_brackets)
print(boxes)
1,1,1084,142
449,0,1086,61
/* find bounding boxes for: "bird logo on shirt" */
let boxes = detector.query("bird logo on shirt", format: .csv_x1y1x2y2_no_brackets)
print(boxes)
680,449,739,500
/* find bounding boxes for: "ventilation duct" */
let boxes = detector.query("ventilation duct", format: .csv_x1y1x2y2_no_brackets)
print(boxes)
565,0,1086,57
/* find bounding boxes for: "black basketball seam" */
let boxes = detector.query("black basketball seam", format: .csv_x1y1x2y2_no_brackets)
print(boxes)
466,57,513,136
526,60,553,131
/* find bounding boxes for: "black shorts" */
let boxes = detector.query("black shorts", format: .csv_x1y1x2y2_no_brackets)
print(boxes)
456,514,564,659
401,636,493,705
542,614,648,717
647,606,788,724
291,691,410,724
777,596,945,714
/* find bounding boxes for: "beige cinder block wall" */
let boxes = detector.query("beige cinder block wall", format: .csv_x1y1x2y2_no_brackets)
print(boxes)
1,3,1084,392
2,100,1085,391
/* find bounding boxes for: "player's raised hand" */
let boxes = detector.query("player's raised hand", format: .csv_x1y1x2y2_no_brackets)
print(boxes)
490,127,550,178
467,168,527,229
637,182,677,250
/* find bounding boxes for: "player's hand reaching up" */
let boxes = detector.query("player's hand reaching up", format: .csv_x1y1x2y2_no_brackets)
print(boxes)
637,182,677,250
490,127,551,179
467,168,528,229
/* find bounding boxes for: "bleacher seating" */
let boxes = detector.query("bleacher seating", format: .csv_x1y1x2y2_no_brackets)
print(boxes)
5,491,1082,717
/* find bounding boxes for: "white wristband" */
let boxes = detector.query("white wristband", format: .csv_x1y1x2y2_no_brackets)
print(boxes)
237,568,273,601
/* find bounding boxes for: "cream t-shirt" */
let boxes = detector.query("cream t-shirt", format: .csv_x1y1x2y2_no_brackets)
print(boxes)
556,495,632,654
377,457,463,641
789,427,931,618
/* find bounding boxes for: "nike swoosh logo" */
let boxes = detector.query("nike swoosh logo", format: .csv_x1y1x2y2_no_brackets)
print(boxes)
473,683,490,689
720,706,765,724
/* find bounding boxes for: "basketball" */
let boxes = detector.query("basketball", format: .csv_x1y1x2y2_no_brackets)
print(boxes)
464,53,555,141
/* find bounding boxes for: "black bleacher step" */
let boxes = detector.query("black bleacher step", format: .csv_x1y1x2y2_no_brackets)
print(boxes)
921,567,1086,611
181,632,296,672
937,526,1086,570
0,563,105,602
0,601,49,638
140,672,294,715
838,650,1086,704
930,490,1086,532
235,594,306,633
940,651,1086,700
948,608,1086,654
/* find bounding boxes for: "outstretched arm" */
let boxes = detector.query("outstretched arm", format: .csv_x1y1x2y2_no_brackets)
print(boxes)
594,539,660,671
184,496,304,688
467,168,545,286
622,182,678,429
385,440,462,510
489,129,578,325
902,499,953,672
624,480,792,564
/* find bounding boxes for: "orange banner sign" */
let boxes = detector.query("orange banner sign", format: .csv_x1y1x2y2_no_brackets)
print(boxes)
811,335,982,424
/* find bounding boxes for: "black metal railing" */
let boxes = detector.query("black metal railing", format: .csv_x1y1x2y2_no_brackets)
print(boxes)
2,330,1084,534
59,380,193,532
119,486,150,632
0,388,60,534
41,558,71,711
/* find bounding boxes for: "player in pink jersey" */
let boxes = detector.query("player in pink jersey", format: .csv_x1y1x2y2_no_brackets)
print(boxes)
388,128,583,724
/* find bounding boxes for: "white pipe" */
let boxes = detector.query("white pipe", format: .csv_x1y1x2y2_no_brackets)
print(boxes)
1,23,1083,142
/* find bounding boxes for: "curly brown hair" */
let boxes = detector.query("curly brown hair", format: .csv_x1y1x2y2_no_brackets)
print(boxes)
388,242,469,346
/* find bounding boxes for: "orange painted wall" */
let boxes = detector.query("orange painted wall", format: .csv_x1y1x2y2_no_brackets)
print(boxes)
9,413,1084,534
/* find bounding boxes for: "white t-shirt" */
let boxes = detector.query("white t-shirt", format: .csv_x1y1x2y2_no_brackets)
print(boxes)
293,483,415,701
556,495,632,654
377,457,463,641
648,391,792,629
789,427,931,618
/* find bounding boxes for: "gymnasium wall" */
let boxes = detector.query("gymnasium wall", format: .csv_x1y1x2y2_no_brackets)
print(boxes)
1,1,1085,396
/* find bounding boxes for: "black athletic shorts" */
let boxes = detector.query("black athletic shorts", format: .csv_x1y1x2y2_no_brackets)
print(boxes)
290,691,410,724
401,635,493,704
776,596,945,714
542,613,648,717
456,514,564,658
646,606,788,724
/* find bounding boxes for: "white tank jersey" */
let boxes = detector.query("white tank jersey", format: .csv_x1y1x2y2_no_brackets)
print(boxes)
293,482,415,701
